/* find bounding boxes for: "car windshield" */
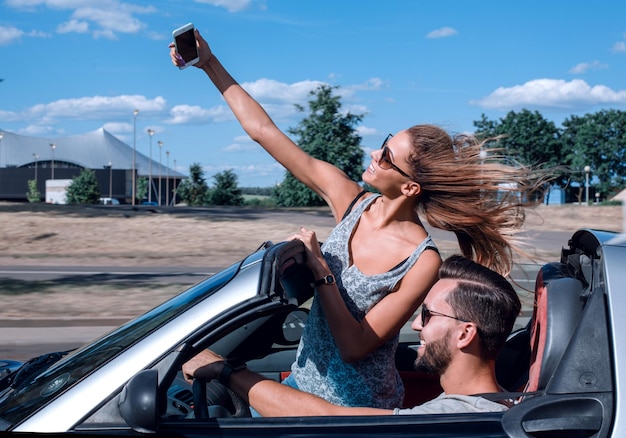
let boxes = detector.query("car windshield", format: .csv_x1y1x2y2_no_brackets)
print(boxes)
0,262,241,427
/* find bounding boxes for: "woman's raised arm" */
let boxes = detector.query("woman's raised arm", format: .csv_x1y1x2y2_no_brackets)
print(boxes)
169,30,363,221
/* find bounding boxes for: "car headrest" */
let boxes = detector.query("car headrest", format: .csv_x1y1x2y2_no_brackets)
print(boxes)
526,263,584,392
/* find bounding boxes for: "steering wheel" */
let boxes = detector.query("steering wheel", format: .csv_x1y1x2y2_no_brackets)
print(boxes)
192,378,251,418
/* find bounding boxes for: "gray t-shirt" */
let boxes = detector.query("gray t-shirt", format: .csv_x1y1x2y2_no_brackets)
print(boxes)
394,393,510,415
291,194,438,409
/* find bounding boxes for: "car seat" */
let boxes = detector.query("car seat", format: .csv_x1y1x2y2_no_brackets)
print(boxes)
495,262,585,394
525,262,584,393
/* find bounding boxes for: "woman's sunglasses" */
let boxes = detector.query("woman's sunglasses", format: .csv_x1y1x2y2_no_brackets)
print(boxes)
379,134,412,178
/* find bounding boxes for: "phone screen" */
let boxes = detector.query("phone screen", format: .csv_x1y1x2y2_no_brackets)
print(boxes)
175,28,198,63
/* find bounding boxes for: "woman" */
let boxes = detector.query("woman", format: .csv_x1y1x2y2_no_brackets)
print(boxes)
170,30,541,409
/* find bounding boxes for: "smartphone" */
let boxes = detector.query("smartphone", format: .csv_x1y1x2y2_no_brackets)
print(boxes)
172,23,199,69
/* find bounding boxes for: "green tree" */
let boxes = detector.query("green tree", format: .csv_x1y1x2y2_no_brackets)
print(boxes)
176,163,210,206
562,109,626,201
274,84,365,207
475,109,563,168
474,109,565,202
136,177,148,204
26,179,41,203
65,169,101,204
209,169,244,206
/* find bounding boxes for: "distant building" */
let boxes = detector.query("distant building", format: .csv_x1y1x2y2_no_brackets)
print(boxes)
0,128,184,204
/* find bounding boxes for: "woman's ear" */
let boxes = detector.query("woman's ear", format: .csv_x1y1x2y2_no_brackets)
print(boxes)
402,181,422,197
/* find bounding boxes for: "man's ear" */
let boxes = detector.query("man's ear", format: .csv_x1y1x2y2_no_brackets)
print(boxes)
402,181,421,197
456,323,480,349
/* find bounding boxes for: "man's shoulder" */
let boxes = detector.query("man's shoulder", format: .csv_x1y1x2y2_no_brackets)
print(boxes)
394,393,509,415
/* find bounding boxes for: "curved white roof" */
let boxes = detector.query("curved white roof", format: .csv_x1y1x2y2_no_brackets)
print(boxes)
0,127,183,177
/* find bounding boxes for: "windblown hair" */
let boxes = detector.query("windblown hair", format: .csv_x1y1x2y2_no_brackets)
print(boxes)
440,255,521,360
405,124,549,276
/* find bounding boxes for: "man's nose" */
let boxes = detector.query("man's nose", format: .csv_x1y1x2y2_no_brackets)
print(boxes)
411,314,423,331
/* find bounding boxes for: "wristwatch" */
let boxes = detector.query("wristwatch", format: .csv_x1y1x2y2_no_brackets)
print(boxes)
218,360,247,386
311,274,336,288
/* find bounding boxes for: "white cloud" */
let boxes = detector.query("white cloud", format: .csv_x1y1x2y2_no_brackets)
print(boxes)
223,142,258,152
612,41,626,53
237,162,284,178
200,162,283,184
0,25,24,45
223,135,257,152
163,77,375,127
103,121,132,133
166,104,234,124
20,95,166,125
26,29,50,38
0,110,20,122
569,60,609,74
20,124,60,136
57,19,89,34
6,0,155,39
193,0,256,12
471,79,626,110
241,78,324,103
426,26,458,39
343,103,368,116
349,77,385,91
356,126,377,137
0,25,50,44
233,134,252,143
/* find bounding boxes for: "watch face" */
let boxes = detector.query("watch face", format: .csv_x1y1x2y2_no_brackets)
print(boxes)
312,274,335,287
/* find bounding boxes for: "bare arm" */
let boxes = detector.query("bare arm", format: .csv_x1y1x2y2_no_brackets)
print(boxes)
292,228,441,362
169,31,362,221
182,350,392,417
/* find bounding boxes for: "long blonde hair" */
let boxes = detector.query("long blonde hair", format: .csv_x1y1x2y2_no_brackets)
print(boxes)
406,124,548,276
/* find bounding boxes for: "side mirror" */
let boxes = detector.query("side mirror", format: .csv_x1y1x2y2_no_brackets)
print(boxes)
119,369,158,433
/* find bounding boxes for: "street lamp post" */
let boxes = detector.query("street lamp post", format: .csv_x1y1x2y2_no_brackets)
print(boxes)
33,153,39,182
172,159,177,205
584,165,591,206
50,143,56,179
166,150,170,206
132,109,139,205
158,141,163,206
107,162,113,199
147,128,154,203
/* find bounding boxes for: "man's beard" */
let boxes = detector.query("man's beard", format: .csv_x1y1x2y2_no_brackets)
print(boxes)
415,332,452,375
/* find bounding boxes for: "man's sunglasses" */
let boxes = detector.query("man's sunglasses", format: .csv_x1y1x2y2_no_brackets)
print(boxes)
420,306,468,326
379,134,412,178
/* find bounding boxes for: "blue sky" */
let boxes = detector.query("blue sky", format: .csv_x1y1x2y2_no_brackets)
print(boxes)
1,0,626,187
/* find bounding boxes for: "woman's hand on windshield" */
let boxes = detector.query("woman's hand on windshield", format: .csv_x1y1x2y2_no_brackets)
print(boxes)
288,227,330,278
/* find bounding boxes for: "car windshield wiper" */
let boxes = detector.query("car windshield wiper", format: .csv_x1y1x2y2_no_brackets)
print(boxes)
2,350,74,389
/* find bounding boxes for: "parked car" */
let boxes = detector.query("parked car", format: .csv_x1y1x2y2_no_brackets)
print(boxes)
99,197,120,205
0,228,623,436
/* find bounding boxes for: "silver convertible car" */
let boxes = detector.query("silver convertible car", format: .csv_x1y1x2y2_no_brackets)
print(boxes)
0,228,624,437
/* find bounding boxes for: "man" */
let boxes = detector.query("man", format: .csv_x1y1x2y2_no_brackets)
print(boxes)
182,255,521,416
